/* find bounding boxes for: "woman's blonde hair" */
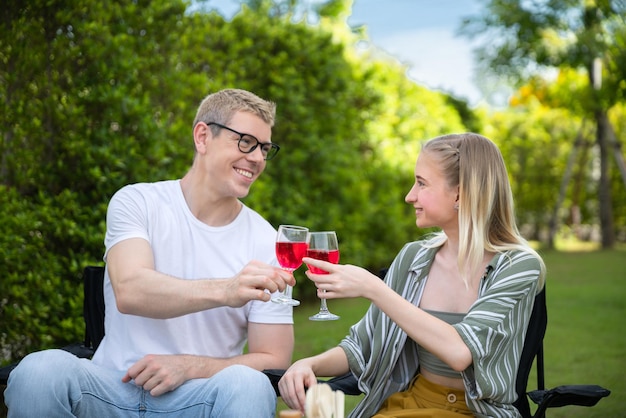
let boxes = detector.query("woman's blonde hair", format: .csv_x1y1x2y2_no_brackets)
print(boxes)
422,133,546,288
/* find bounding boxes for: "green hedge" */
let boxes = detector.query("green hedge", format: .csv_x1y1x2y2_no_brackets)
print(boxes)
0,186,106,362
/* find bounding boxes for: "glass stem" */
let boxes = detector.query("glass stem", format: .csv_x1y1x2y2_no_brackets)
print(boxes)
319,291,330,312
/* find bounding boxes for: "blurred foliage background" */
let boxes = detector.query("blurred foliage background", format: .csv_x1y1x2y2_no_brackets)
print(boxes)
1,0,625,365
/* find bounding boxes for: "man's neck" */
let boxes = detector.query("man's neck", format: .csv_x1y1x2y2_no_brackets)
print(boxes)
179,174,242,227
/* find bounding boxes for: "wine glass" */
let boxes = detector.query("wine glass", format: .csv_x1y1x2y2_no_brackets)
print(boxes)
272,225,309,306
306,231,340,321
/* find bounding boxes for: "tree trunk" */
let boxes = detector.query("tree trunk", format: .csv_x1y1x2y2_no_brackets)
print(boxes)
608,121,626,190
548,122,588,249
596,110,615,248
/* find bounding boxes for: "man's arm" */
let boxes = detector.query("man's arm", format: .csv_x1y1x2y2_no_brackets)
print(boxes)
107,237,294,318
246,321,294,370
123,323,294,396
189,322,294,376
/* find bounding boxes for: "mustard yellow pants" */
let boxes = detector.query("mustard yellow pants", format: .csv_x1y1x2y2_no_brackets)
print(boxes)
372,374,473,418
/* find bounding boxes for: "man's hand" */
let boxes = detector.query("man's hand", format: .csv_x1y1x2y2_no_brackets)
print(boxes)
122,354,194,397
224,260,295,307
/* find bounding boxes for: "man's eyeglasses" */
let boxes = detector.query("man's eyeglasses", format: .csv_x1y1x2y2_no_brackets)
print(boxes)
207,122,280,160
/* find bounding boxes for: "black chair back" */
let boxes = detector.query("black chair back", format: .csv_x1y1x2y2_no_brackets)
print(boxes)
514,288,548,418
82,266,106,352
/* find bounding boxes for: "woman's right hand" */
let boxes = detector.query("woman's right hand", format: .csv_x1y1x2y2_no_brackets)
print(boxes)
302,257,385,301
278,359,319,413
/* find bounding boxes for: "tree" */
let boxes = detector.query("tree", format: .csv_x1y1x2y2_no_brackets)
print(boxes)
483,101,585,243
461,0,626,248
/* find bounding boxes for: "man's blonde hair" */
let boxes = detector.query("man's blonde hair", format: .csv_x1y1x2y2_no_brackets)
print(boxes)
192,88,276,130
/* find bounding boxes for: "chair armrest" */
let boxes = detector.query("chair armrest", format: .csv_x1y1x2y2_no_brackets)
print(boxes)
61,342,95,359
0,363,18,386
0,343,95,386
262,369,363,398
529,384,610,417
263,369,284,396
325,372,362,395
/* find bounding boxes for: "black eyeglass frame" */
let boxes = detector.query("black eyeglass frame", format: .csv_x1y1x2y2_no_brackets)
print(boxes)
206,122,280,160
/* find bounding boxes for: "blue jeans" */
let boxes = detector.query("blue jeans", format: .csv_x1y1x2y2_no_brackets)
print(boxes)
4,349,277,417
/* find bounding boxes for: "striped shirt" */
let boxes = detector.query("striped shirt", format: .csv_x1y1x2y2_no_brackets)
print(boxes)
339,240,542,418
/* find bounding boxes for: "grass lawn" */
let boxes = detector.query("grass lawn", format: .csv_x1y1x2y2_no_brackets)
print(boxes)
277,248,625,417
534,248,625,417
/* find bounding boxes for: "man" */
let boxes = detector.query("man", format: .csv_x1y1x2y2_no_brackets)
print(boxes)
5,89,294,417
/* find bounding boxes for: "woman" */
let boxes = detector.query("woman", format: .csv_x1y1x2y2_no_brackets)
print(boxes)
278,133,546,417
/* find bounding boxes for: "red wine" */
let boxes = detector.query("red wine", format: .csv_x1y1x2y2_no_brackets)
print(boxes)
306,249,340,274
276,242,308,271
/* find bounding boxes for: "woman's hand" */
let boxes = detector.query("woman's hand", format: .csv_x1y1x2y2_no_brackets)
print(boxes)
278,359,319,414
303,257,384,300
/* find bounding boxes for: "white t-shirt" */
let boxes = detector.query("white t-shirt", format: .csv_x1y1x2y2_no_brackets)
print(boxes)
91,180,292,371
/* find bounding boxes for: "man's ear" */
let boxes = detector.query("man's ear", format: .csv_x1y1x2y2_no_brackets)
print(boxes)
193,122,211,154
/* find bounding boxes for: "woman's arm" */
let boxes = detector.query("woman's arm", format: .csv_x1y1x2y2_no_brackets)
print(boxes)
304,256,473,371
